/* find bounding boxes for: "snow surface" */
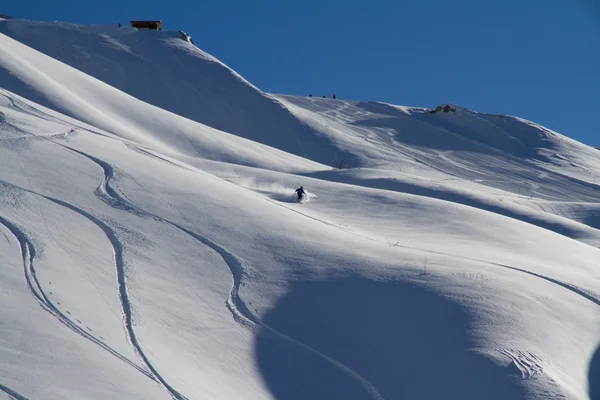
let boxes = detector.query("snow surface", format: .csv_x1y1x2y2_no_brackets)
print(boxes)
0,19,599,400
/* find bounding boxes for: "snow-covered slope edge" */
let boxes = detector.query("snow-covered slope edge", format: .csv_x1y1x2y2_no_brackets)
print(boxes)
0,32,326,174
0,19,346,165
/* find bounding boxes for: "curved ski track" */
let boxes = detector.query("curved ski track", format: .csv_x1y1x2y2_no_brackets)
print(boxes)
492,263,600,307
0,181,191,399
14,138,596,400
0,92,113,140
0,210,155,381
39,197,188,400
128,143,600,310
0,383,30,400
57,143,386,400
255,185,600,309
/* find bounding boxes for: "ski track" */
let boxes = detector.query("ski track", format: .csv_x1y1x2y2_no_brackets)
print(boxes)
492,263,600,307
0,210,156,382
18,138,596,400
0,227,10,244
0,383,30,400
497,348,544,379
0,182,194,399
306,171,599,247
128,142,600,313
57,143,386,400
260,189,600,310
0,130,73,143
495,348,569,399
131,145,379,244
37,198,188,400
0,92,113,140
383,234,600,310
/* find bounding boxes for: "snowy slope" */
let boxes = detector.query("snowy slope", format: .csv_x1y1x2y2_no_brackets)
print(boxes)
0,19,599,400
0,19,343,165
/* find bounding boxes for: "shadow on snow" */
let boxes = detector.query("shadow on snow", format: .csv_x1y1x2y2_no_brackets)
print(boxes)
590,344,600,400
255,278,526,400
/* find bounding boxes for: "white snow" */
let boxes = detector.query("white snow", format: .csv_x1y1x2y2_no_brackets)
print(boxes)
0,19,599,400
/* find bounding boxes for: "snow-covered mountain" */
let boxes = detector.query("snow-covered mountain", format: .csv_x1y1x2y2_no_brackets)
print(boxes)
0,19,598,400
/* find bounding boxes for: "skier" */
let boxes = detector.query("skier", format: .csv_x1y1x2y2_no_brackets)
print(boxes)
295,186,306,202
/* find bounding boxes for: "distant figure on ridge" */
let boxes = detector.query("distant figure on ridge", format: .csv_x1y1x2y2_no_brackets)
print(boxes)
309,94,312,97
333,94,336,99
323,95,326,98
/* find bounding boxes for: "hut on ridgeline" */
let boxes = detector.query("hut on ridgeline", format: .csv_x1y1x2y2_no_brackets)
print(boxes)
130,20,162,30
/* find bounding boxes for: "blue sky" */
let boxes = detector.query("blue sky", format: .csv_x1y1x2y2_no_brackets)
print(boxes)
4,0,600,144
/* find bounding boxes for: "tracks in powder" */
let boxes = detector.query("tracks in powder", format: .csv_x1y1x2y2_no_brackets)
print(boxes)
126,142,600,397
50,141,600,400
0,180,186,399
14,138,599,400
132,147,600,310
0,383,30,400
57,143,386,400
45,197,187,400
491,263,600,307
0,204,155,382
31,143,188,399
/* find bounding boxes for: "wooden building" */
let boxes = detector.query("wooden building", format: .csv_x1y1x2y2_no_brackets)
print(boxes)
130,20,162,30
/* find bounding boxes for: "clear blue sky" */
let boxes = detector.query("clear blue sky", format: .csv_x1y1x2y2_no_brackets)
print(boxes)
3,1,600,144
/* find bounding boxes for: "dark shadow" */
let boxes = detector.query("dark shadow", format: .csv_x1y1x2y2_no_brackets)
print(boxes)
583,215,600,231
255,278,527,400
590,345,600,400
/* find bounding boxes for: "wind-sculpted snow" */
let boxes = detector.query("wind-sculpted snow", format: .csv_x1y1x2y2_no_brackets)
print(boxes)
0,19,599,400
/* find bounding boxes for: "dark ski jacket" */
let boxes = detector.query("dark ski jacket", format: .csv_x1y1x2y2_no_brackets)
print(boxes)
296,187,305,197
